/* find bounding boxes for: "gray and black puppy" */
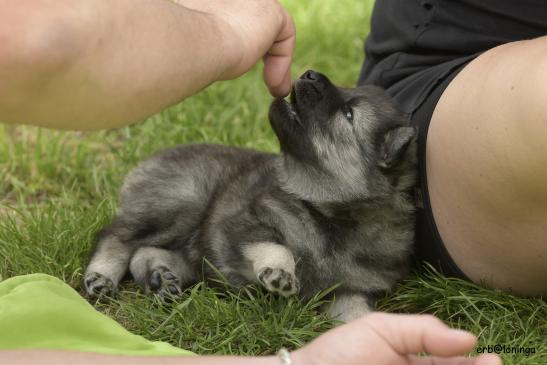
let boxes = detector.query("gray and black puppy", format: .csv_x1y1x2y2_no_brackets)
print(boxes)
84,70,417,322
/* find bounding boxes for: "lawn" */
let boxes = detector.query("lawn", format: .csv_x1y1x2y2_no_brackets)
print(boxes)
0,0,545,363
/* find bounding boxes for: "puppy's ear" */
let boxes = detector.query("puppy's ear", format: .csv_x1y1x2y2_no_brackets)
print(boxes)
378,126,415,168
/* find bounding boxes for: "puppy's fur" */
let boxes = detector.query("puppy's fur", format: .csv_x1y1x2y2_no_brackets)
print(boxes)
84,71,417,322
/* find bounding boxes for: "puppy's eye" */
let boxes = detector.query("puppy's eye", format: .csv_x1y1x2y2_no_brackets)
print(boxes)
341,105,354,123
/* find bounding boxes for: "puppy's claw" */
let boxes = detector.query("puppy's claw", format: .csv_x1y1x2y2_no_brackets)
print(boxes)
258,267,273,282
257,267,299,297
84,272,117,298
147,267,182,302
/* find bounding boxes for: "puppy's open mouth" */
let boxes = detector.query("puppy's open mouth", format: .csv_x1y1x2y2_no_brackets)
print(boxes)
287,86,303,127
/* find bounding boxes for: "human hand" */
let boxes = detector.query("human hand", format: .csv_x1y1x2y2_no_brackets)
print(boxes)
292,313,502,365
174,0,295,97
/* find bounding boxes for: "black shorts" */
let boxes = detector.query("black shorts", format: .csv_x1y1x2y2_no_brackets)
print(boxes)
357,0,547,279
410,61,471,279
372,58,475,280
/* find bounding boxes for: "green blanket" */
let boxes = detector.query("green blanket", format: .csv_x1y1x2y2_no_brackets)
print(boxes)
0,274,193,356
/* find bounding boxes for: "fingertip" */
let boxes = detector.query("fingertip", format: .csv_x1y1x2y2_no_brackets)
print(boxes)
264,75,286,98
418,322,477,356
277,68,292,96
269,86,289,97
266,82,287,98
268,85,285,98
440,329,477,354
449,329,477,344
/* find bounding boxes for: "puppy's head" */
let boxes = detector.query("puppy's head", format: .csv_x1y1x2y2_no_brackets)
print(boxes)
269,70,416,203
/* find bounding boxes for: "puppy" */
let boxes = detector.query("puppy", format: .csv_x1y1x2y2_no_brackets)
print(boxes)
84,70,417,322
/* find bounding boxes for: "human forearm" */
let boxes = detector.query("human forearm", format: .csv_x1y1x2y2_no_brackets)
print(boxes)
0,350,283,365
0,0,288,130
0,314,501,365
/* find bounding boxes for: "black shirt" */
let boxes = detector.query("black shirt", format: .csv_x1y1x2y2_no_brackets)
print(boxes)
358,0,547,114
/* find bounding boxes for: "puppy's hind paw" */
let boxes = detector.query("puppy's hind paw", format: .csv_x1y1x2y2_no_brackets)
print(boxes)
147,266,182,302
84,272,117,298
258,267,300,297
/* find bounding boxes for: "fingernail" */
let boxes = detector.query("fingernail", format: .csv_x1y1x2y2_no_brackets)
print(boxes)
449,329,476,339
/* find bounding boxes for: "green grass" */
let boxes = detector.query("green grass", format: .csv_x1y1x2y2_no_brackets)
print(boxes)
0,0,545,364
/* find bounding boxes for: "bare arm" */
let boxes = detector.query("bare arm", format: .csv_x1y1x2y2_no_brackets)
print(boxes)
0,0,295,130
0,314,500,365
0,351,280,365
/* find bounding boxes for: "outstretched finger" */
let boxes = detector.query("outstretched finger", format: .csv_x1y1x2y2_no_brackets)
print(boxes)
365,313,478,357
263,7,295,96
409,354,502,365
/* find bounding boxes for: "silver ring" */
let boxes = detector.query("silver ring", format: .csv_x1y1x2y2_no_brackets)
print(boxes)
277,348,293,365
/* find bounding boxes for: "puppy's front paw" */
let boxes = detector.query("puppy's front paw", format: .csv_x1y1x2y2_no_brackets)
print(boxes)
84,272,117,298
147,266,182,302
257,267,300,297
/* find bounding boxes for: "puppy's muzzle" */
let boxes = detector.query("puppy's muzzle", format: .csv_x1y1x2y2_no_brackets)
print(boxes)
294,70,332,104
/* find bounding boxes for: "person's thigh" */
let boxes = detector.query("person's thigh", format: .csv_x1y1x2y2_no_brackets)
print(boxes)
427,36,547,296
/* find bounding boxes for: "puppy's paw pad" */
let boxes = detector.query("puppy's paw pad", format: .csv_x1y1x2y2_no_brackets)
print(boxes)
257,267,299,297
148,266,182,302
84,272,117,298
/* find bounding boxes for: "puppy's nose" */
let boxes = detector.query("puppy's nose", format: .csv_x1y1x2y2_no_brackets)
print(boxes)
301,70,319,81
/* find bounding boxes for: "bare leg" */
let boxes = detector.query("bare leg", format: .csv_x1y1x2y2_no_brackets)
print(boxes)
427,36,547,295
129,247,194,299
242,242,300,297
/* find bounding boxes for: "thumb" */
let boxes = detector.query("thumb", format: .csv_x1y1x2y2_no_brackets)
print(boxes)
365,313,478,357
